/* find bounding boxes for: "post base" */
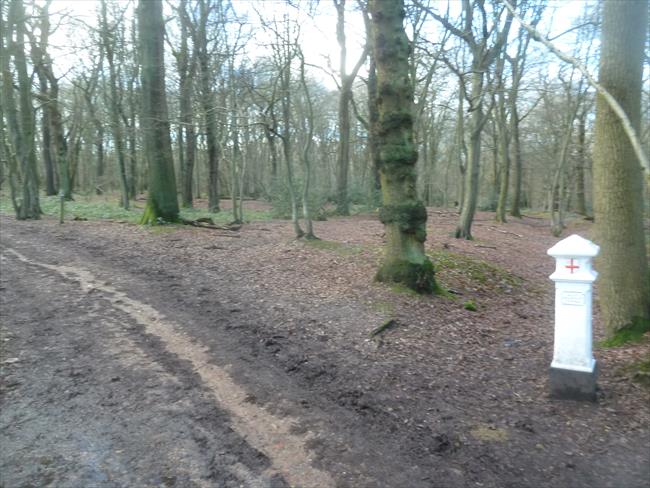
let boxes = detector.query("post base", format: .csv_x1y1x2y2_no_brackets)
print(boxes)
549,363,597,402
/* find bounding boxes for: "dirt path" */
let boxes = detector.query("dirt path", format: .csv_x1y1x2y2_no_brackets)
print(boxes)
1,213,649,488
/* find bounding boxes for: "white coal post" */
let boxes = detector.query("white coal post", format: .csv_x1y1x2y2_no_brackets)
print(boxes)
547,234,599,401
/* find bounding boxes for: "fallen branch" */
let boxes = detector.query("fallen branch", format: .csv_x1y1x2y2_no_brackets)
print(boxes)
488,226,523,238
369,319,397,338
180,218,241,231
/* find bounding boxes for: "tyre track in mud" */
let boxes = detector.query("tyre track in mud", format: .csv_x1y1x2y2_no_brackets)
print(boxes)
1,217,459,488
1,246,333,488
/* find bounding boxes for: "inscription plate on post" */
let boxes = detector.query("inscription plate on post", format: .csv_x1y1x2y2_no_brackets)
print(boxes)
561,291,585,306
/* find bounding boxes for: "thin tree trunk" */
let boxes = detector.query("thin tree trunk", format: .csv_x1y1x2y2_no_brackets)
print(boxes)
574,109,588,215
100,0,130,209
456,71,484,239
509,101,523,217
299,51,316,239
196,0,220,213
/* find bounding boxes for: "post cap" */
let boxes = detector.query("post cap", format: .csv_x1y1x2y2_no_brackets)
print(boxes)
547,234,600,259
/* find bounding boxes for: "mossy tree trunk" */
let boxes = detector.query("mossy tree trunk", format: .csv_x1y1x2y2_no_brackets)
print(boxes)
369,0,436,293
137,0,179,224
593,0,650,337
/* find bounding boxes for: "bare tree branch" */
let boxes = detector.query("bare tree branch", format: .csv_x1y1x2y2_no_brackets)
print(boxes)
500,0,650,180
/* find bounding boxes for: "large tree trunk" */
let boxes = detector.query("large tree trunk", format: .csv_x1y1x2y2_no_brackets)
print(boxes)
2,0,41,219
592,0,650,337
138,0,179,224
370,0,436,293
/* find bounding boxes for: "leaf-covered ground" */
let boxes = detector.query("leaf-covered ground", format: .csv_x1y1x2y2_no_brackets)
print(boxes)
1,204,648,487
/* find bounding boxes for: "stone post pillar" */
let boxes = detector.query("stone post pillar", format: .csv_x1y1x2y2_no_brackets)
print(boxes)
547,234,600,401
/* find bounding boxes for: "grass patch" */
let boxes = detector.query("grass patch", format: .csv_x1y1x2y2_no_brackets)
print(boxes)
470,425,509,442
1,194,275,224
463,300,478,311
599,317,650,348
429,250,522,292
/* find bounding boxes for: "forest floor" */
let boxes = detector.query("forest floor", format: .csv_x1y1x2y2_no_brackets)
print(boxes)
1,202,649,488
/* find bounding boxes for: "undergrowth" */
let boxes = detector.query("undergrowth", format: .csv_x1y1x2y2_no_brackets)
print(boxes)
599,317,650,348
429,250,523,293
0,194,274,224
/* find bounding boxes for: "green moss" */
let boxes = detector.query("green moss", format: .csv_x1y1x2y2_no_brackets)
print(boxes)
429,250,523,292
378,202,427,234
378,110,414,135
463,300,478,311
376,257,439,294
0,194,274,224
379,143,418,167
599,316,650,348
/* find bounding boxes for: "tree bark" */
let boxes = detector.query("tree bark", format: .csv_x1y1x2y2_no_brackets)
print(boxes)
334,0,368,216
100,0,130,209
370,0,437,293
574,109,588,216
138,0,179,224
2,0,41,219
195,0,220,213
456,69,485,239
592,0,650,336
177,0,196,208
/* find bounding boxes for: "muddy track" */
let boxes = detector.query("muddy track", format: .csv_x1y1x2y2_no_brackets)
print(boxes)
1,215,649,488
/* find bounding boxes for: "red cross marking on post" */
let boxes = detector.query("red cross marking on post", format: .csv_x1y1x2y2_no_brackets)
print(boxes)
565,259,580,274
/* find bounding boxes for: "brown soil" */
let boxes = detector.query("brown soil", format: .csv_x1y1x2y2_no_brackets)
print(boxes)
1,208,648,488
